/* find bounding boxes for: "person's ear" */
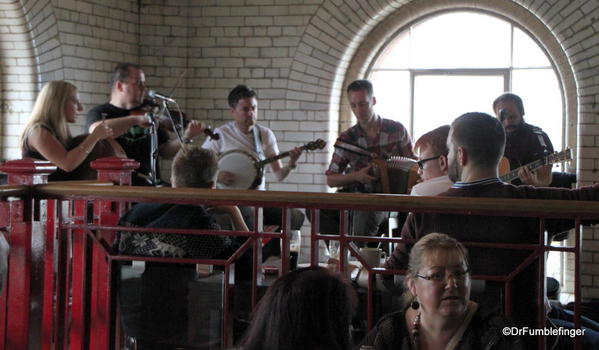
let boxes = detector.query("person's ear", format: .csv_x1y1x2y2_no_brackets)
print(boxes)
457,147,467,167
115,80,125,92
371,96,377,106
407,276,417,297
438,155,448,173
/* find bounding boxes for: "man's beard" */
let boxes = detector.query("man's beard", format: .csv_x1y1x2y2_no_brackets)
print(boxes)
505,121,524,136
448,156,461,183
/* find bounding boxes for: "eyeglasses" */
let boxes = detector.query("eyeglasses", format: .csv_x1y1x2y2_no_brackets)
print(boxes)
416,267,470,283
417,155,441,169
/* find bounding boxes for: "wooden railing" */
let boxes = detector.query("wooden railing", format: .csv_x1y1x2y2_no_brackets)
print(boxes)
0,157,593,349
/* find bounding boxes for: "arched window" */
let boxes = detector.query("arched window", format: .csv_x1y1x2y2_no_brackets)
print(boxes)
368,11,563,152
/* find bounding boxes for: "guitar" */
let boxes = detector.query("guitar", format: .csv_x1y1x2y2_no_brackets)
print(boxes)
217,139,327,189
499,148,572,183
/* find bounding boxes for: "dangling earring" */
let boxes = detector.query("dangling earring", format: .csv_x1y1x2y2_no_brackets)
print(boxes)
410,297,420,310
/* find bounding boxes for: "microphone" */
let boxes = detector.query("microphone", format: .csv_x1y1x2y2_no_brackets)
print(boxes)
147,90,176,103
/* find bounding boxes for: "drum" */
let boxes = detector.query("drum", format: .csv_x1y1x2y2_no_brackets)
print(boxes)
217,150,263,190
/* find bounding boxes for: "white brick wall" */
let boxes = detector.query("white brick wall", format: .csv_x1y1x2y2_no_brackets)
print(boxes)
0,0,598,297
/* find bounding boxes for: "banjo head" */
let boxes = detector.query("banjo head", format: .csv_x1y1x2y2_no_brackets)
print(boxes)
217,150,261,190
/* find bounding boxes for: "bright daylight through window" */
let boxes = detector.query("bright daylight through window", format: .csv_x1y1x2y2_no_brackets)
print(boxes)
369,11,563,152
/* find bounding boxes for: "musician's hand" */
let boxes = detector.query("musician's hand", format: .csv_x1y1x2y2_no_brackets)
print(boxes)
288,147,303,167
519,164,552,187
91,123,114,140
217,171,235,186
206,204,237,215
183,120,206,139
353,165,377,184
134,114,152,128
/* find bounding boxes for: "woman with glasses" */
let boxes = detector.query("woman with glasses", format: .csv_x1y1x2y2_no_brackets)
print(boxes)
20,80,120,180
359,233,523,349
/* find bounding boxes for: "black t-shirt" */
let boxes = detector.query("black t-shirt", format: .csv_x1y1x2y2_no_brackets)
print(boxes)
504,122,554,169
87,103,169,185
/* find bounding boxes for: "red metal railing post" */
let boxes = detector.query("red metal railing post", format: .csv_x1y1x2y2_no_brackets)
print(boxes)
87,157,138,349
0,158,56,349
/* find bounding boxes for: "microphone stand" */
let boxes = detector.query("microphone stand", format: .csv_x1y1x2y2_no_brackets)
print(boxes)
144,98,187,187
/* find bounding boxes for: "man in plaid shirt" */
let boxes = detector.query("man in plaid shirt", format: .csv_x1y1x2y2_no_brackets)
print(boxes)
325,79,414,237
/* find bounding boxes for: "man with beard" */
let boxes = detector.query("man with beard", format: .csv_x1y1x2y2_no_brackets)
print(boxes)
493,92,553,186
88,62,205,185
384,112,599,348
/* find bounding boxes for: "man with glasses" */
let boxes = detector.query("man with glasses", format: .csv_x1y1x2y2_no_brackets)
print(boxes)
324,79,414,237
87,62,204,185
410,125,452,196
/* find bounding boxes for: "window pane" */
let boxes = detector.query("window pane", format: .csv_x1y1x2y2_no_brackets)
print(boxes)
372,31,410,69
511,69,563,150
513,27,551,68
368,70,411,130
413,74,504,140
411,12,511,69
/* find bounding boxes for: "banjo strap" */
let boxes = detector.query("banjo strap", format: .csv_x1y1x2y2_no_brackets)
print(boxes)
252,126,265,160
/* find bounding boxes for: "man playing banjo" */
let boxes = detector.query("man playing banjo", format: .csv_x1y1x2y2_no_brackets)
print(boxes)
202,85,305,236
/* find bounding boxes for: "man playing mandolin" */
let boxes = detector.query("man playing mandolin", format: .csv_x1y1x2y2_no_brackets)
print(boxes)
202,85,305,235
493,92,554,186
87,62,205,185
325,79,414,237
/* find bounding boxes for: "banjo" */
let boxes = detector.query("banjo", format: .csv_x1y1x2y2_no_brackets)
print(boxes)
217,139,326,190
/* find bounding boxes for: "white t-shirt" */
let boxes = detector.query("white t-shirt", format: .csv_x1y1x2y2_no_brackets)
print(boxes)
410,175,453,196
202,122,279,190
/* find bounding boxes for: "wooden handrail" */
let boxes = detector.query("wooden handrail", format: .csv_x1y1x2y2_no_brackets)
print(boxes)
33,183,599,219
0,185,29,197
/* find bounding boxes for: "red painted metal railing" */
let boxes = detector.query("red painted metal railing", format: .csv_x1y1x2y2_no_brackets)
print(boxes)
0,157,594,349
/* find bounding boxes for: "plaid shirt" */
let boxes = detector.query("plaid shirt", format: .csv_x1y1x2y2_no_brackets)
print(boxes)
326,116,414,192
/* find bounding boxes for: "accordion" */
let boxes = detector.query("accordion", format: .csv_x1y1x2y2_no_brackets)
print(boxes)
370,156,420,194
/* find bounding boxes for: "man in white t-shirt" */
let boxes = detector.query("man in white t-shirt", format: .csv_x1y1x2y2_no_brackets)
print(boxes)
409,125,453,196
202,85,305,233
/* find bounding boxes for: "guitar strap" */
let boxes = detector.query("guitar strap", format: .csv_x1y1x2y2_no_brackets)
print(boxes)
252,126,265,160
532,126,549,154
334,140,379,159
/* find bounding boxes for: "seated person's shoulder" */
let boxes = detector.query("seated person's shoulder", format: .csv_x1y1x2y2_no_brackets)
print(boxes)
120,202,173,226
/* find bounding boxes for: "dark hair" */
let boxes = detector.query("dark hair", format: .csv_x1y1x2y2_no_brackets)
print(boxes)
171,146,217,188
241,266,357,350
110,62,142,87
492,92,525,117
414,125,450,156
228,84,256,108
346,79,374,96
451,112,505,169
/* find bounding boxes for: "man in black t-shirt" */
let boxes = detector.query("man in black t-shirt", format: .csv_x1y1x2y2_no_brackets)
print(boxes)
87,62,204,185
492,92,554,186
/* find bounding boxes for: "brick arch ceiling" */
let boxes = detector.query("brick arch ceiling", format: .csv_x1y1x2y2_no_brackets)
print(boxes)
289,0,580,150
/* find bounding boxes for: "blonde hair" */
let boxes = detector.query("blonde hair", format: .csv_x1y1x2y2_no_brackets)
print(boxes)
403,233,469,307
20,80,77,148
171,146,218,188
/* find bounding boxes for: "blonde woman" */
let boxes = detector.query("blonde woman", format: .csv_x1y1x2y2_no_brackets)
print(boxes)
20,81,117,180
